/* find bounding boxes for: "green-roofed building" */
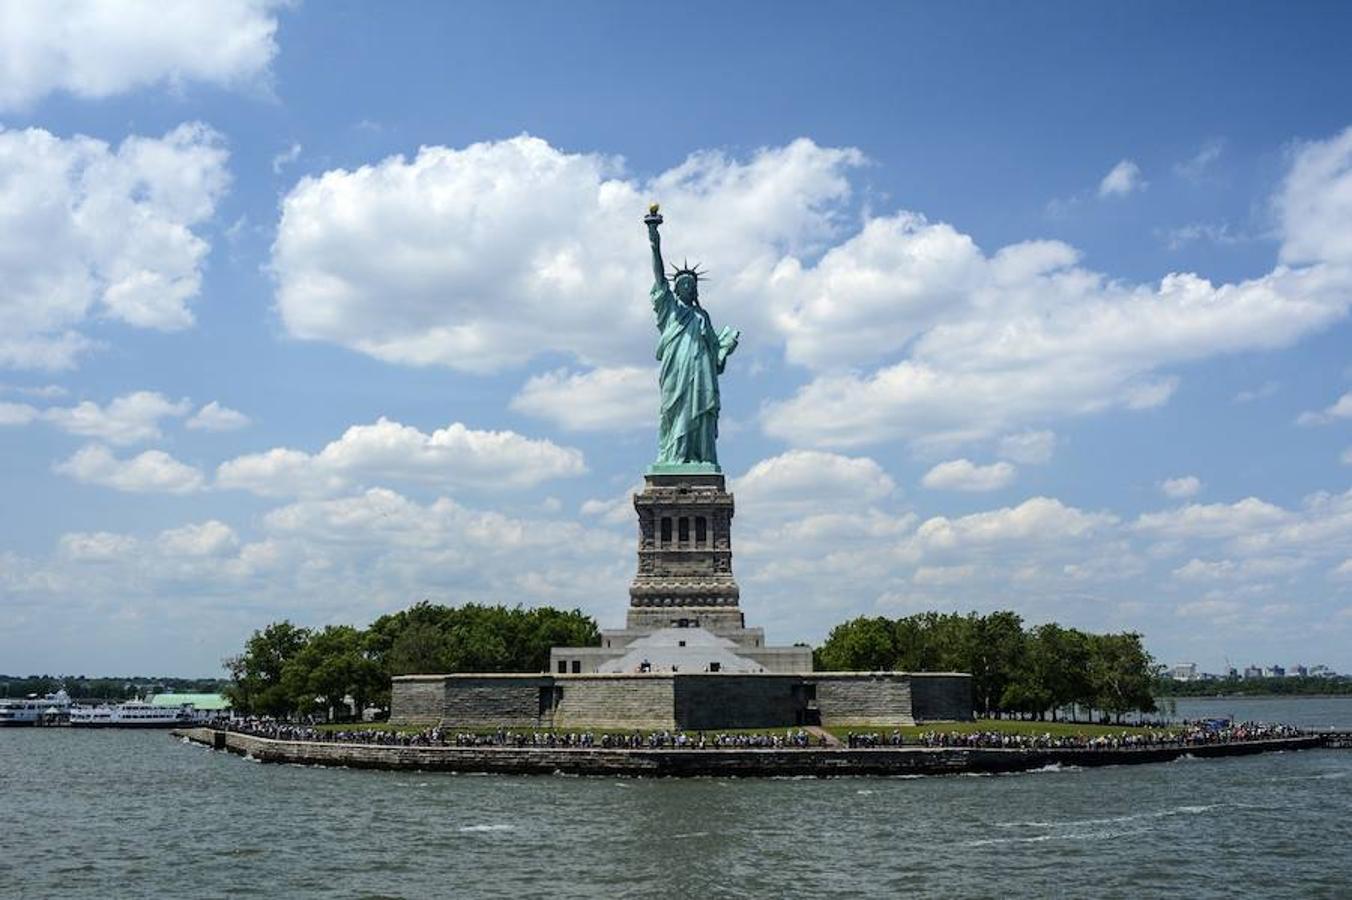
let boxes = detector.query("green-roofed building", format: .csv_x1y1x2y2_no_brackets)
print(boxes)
150,689,232,713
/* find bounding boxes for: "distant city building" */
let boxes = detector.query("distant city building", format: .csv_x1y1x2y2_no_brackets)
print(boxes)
1288,665,1308,677
1263,665,1285,678
1167,663,1199,681
1243,665,1263,679
1309,664,1337,678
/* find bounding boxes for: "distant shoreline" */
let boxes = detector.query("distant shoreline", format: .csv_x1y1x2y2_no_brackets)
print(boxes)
1162,693,1352,701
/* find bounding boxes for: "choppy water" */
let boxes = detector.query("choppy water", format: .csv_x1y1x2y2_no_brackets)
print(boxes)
3,697,1350,899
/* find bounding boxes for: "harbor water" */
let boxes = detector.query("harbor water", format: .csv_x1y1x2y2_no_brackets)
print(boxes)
2,696,1349,899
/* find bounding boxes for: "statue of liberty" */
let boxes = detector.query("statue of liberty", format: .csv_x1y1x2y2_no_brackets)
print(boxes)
644,204,740,472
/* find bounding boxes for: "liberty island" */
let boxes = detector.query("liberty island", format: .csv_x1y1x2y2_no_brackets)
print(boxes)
386,206,971,730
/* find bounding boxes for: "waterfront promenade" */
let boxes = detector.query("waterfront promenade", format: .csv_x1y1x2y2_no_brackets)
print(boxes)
175,725,1333,777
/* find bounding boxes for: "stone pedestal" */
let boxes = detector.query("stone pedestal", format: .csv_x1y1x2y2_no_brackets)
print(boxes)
549,468,814,675
627,473,742,632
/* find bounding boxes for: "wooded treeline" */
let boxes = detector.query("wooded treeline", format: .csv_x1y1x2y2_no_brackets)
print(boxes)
226,603,1159,722
0,675,227,700
814,612,1157,721
224,601,599,717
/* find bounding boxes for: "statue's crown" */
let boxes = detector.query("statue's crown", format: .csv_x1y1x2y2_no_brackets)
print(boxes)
669,259,708,283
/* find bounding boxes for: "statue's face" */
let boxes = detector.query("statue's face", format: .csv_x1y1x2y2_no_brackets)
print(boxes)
674,274,698,305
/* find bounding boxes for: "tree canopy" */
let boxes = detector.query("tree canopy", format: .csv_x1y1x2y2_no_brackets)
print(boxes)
815,611,1157,721
224,602,599,718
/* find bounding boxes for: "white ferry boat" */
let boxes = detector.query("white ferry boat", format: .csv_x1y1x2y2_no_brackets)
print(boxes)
69,700,193,728
0,690,72,726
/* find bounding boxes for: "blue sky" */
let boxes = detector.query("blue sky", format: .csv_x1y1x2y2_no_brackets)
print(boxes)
2,1,1351,676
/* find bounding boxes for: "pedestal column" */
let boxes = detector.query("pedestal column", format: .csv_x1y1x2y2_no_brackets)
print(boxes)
627,473,744,632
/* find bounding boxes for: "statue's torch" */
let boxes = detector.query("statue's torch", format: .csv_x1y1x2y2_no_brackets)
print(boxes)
644,202,663,227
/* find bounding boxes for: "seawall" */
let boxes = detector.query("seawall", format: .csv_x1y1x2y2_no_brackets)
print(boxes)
174,728,1328,777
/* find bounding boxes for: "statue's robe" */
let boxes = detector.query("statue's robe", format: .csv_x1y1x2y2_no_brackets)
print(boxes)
651,279,739,465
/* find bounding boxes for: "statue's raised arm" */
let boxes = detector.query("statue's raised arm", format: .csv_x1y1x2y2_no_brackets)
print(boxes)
644,203,666,286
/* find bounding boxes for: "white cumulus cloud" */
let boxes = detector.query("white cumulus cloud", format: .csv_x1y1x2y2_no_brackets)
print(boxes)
0,383,67,399
921,459,1016,492
59,531,138,562
510,366,653,432
0,401,38,425
271,135,861,375
1296,391,1352,426
912,497,1117,551
0,0,280,110
216,417,587,497
54,444,204,494
997,430,1056,464
186,401,251,432
1174,139,1225,182
1277,125,1352,267
1161,475,1203,499
0,124,229,370
271,141,301,174
1134,497,1292,540
763,261,1345,449
1172,556,1306,582
40,391,191,444
157,520,239,557
1098,159,1146,197
733,450,896,518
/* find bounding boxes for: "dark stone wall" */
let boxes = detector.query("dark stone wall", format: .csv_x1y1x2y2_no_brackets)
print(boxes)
908,674,973,721
443,676,552,728
391,670,975,729
814,674,914,726
554,676,677,729
390,676,445,725
674,675,806,729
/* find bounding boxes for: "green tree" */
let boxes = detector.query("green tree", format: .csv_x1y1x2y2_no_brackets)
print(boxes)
384,621,452,676
281,625,383,720
366,602,600,676
1089,632,1157,722
520,606,601,671
1029,623,1092,721
224,621,311,716
1000,677,1052,719
815,616,898,671
967,611,1026,717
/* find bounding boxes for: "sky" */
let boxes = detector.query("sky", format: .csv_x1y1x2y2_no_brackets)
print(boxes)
2,0,1351,677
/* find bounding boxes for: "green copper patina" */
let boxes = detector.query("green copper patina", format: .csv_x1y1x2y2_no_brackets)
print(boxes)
644,205,740,473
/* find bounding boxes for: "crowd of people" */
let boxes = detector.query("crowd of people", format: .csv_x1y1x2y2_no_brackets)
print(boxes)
909,721,1306,750
226,719,825,749
844,731,907,747
222,717,1306,752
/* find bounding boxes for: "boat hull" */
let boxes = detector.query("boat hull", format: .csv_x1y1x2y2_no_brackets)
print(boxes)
68,721,188,729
